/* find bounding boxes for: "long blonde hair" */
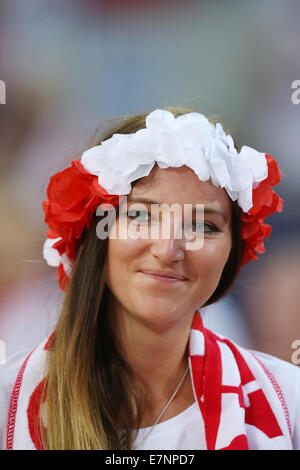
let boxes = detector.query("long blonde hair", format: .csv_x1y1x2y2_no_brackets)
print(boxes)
41,107,243,449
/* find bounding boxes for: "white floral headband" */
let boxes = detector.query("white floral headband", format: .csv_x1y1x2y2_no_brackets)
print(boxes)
81,109,267,213
43,109,284,291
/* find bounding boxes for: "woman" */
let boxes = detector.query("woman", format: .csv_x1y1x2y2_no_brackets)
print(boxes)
1,107,300,450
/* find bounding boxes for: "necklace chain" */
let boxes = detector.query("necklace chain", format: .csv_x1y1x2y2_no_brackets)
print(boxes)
134,363,190,449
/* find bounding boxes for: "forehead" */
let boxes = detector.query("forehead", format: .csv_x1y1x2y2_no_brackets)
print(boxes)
129,165,232,215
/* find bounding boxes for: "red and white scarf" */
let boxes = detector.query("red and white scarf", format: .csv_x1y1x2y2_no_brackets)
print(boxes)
6,312,293,450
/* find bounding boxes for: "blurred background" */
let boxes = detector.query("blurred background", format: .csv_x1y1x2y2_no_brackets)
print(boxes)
0,0,299,362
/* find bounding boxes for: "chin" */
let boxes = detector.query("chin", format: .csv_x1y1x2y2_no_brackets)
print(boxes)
132,301,186,330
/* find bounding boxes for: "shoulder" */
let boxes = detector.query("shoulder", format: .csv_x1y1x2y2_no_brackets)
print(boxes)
210,328,300,416
229,341,300,449
0,333,54,450
249,348,300,395
0,348,32,449
247,348,300,410
206,325,300,449
248,348,300,448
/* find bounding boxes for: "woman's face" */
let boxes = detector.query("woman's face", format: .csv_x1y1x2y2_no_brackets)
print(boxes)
105,165,232,331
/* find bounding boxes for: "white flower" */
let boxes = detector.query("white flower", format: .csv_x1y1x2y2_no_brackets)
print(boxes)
43,237,72,275
43,237,61,267
81,109,268,213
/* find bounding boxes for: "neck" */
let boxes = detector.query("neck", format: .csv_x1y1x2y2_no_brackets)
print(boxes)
107,295,195,406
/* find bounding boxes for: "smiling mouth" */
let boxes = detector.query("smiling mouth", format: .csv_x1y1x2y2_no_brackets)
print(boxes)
139,271,188,283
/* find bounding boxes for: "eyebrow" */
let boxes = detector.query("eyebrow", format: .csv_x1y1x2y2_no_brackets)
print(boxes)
127,197,229,223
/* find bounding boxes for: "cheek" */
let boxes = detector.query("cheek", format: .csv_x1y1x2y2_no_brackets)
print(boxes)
105,235,146,289
192,238,231,279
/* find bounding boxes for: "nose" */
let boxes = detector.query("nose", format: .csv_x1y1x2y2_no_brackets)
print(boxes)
150,237,185,263
150,213,185,263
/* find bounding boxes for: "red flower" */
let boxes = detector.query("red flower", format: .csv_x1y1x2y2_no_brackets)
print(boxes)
43,159,121,291
240,154,284,268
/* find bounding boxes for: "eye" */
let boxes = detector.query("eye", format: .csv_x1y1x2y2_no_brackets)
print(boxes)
192,221,219,233
127,210,149,223
126,210,220,233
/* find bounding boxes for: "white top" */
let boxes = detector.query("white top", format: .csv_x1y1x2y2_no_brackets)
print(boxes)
132,402,203,450
1,348,300,450
134,351,300,450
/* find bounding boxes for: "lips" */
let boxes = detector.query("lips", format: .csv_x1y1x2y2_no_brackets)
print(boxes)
139,270,188,281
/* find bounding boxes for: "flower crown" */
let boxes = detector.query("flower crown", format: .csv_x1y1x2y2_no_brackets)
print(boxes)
43,109,284,291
